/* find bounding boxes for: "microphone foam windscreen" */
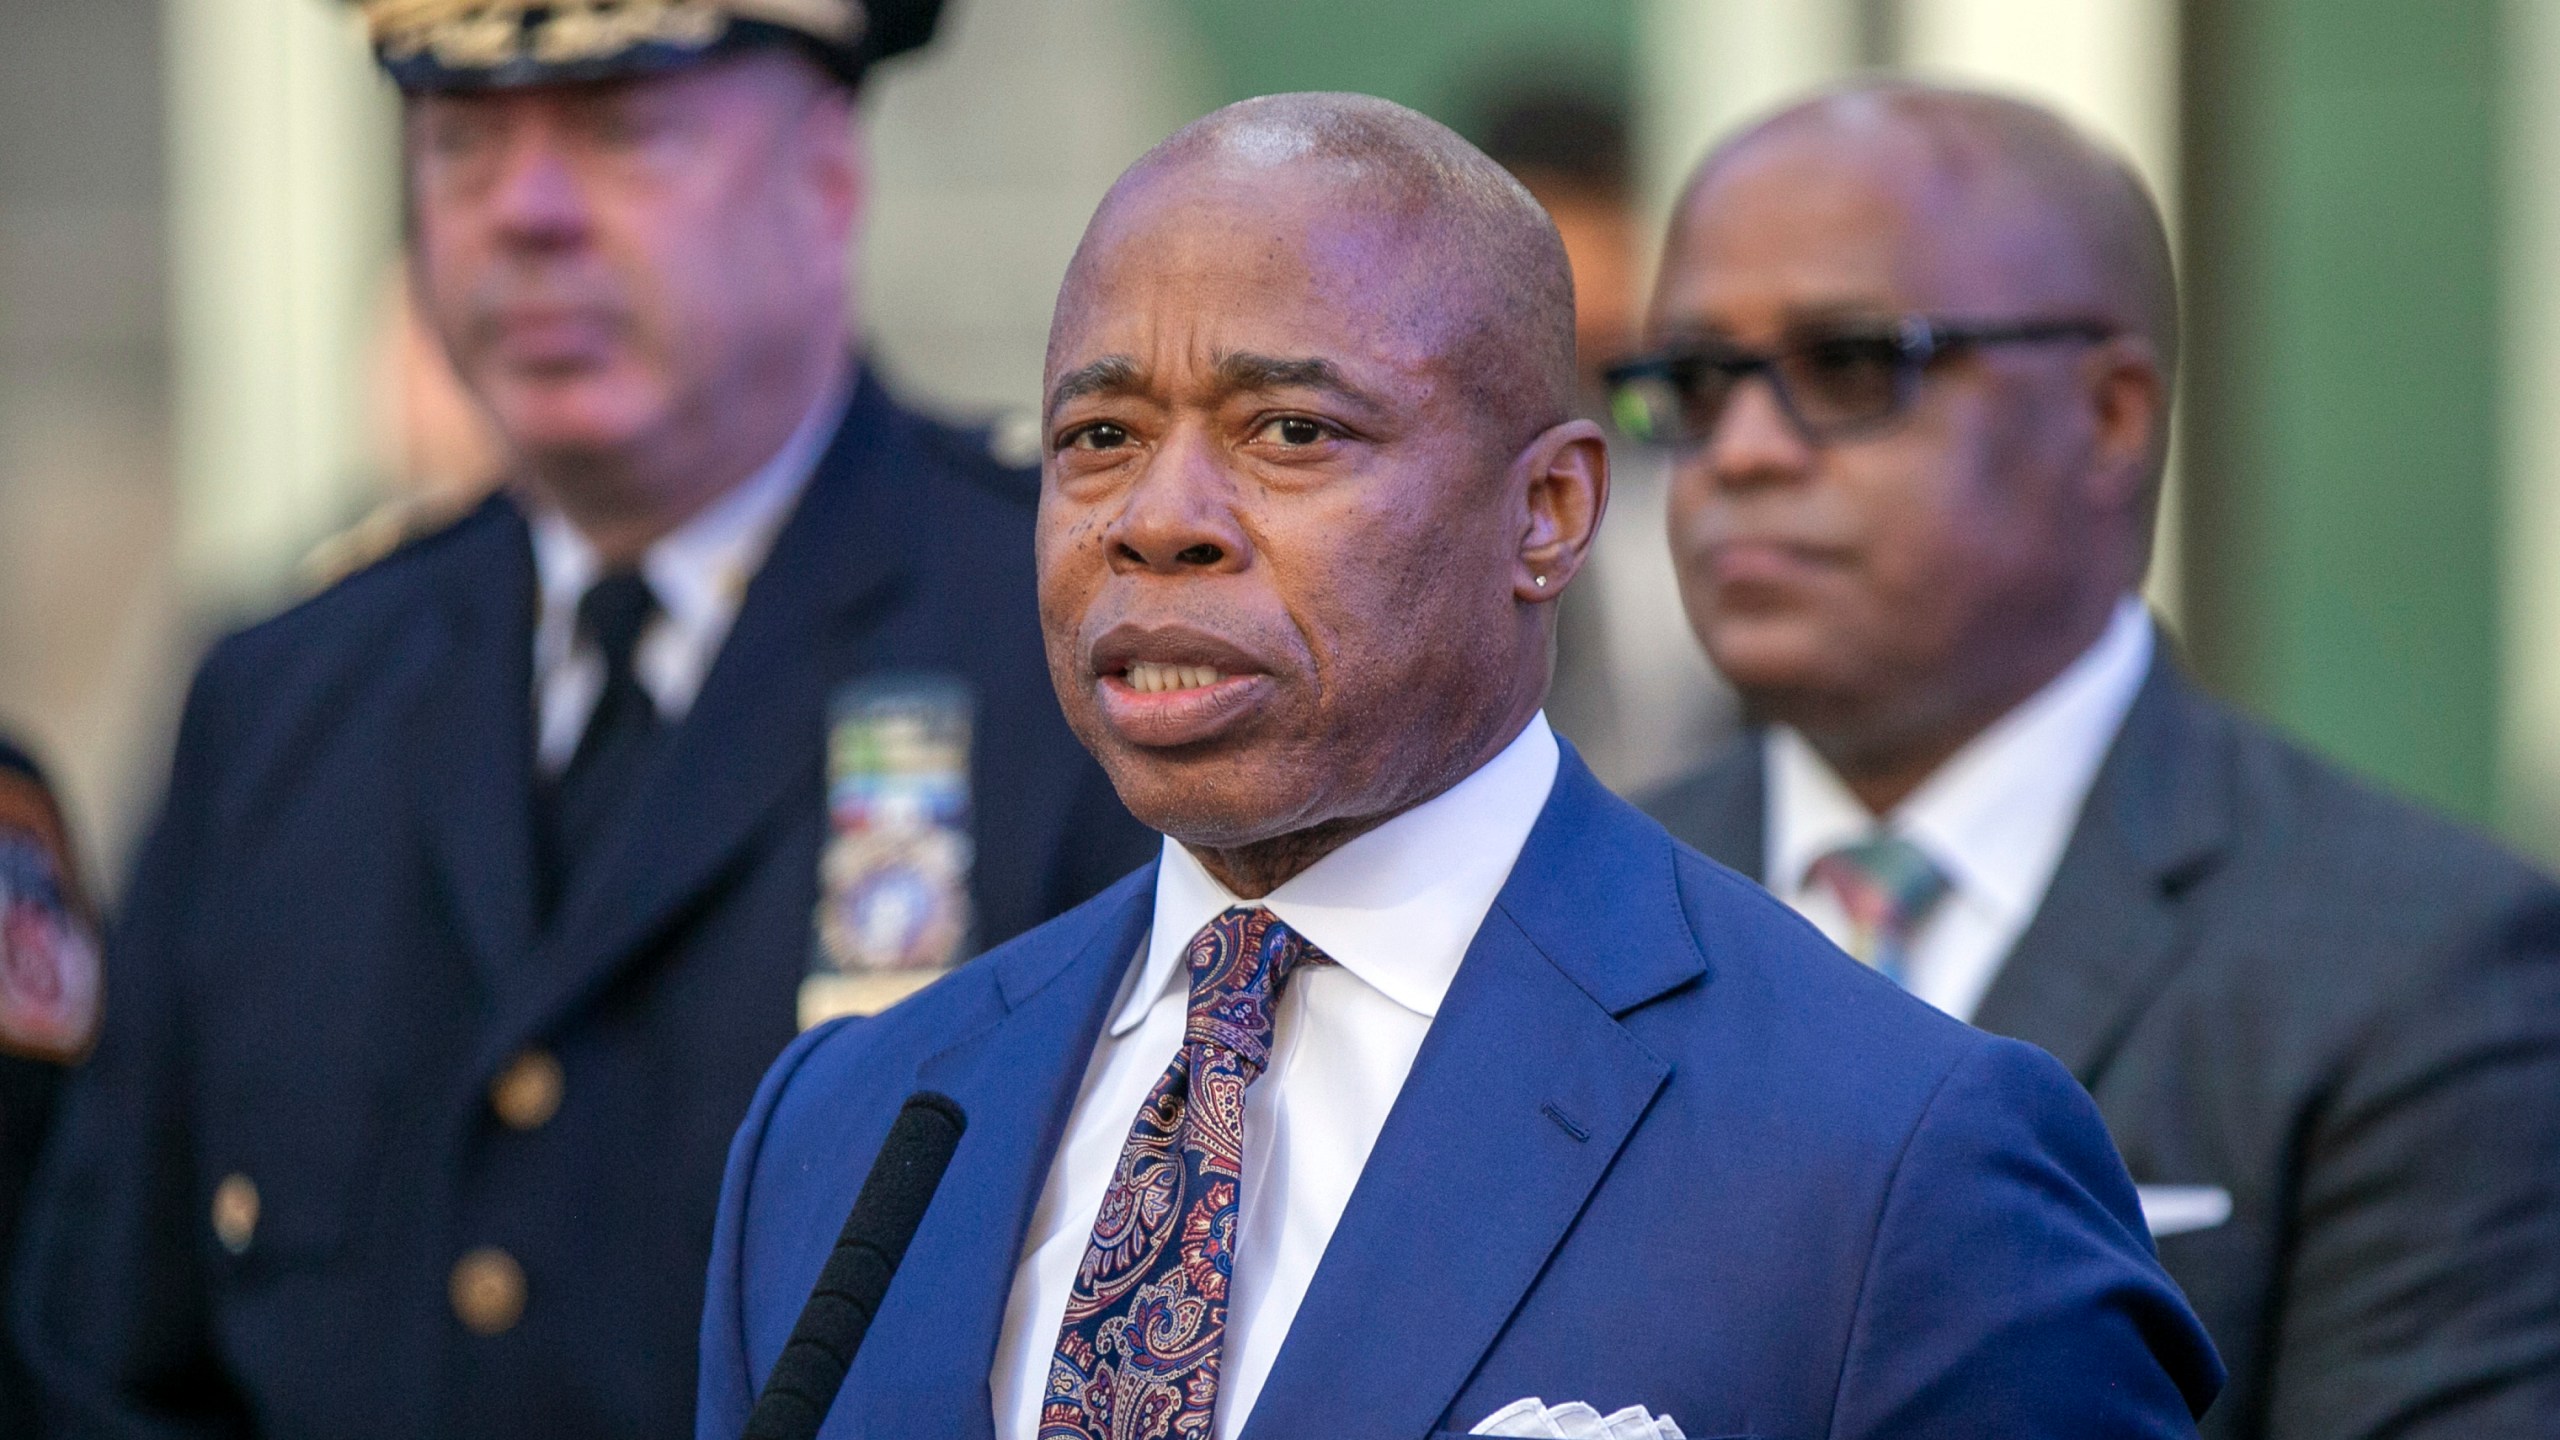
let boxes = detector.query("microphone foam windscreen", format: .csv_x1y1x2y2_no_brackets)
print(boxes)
744,1091,967,1440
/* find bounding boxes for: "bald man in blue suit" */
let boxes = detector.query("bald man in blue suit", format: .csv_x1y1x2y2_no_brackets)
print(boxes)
697,93,2221,1440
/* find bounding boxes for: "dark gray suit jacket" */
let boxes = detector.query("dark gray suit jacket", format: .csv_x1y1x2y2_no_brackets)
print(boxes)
1644,653,2560,1440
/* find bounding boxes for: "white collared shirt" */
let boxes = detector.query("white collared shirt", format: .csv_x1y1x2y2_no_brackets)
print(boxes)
527,385,844,773
990,714,1563,1440
1765,596,2154,1022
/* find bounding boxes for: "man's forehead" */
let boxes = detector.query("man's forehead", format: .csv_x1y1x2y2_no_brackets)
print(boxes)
1090,158,1419,275
1044,349,1393,419
1660,134,2024,322
1043,309,1434,414
1053,180,1442,374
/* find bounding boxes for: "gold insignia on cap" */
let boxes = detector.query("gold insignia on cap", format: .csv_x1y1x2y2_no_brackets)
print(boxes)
362,0,866,69
730,0,867,44
533,0,724,64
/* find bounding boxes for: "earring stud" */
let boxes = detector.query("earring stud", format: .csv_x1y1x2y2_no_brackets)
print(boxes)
1533,574,1548,588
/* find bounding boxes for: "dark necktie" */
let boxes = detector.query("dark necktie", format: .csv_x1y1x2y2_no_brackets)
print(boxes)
1042,906,1332,1440
539,570,664,919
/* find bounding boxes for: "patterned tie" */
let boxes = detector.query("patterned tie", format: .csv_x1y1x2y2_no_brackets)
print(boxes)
1805,833,1950,984
1043,906,1332,1440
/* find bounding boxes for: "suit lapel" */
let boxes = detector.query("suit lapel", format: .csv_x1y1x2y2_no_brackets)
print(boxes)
412,499,542,1001
1239,756,1697,1440
853,876,1157,1440
507,378,914,1044
1970,654,2234,1080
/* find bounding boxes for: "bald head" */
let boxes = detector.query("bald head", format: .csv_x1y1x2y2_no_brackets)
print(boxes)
1055,92,1578,444
1690,82,2178,397
1034,92,1610,894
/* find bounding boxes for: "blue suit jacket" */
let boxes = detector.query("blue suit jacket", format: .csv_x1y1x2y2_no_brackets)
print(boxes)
699,751,2223,1439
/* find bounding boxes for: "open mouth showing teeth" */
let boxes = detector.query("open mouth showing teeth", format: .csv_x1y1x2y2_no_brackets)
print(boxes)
1123,661,1226,693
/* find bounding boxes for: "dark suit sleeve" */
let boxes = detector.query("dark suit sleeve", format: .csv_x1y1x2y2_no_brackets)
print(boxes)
1829,1034,2223,1438
10,653,250,1438
2263,900,2560,1439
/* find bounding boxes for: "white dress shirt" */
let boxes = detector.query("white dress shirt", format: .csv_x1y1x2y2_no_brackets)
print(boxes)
528,384,845,773
1765,596,2154,1022
990,714,1563,1440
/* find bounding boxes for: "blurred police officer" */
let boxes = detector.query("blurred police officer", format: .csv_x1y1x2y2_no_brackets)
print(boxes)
1632,82,2560,1437
12,3,1156,1435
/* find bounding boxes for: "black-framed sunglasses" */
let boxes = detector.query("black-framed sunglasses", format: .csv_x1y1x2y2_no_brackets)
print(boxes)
1602,316,2118,447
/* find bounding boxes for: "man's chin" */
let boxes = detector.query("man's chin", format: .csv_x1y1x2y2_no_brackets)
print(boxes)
1709,629,1877,722
482,382,662,463
1092,752,1311,853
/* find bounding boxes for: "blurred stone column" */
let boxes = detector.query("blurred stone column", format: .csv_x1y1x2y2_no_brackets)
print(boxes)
1634,0,1860,224
165,0,397,610
2504,0,2560,857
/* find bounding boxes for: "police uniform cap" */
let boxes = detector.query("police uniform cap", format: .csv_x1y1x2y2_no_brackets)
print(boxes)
353,0,943,93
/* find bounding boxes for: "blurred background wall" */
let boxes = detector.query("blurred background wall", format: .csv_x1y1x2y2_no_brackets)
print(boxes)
0,0,2549,883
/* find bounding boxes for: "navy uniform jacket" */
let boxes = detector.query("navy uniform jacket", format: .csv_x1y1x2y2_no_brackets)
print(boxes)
11,374,1158,1440
1645,653,2560,1439
698,748,2220,1439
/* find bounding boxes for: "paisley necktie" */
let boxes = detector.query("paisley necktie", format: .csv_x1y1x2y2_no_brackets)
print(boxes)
1805,832,1951,984
1042,906,1331,1440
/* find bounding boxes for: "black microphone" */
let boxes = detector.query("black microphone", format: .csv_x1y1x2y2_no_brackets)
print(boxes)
743,1091,968,1440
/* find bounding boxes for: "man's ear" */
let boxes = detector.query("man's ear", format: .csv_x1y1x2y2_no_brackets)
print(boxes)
1512,418,1609,603
2083,336,2166,517
796,87,866,252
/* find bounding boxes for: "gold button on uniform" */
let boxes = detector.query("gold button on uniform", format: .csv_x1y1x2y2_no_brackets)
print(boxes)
450,1246,527,1336
210,1173,259,1255
489,1049,563,1131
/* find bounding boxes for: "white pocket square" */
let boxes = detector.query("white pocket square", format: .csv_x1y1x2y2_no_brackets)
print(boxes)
2138,1183,2233,1238
1472,1397,1686,1439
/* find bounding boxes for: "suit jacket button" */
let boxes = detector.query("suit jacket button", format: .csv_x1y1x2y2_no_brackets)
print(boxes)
210,1173,259,1255
489,1049,564,1131
450,1246,527,1336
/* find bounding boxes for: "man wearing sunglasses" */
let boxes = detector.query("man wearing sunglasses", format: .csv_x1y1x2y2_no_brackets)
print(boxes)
1635,83,2560,1439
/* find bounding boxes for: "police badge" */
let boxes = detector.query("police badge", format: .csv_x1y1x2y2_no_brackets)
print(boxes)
0,757,101,1063
803,674,975,1026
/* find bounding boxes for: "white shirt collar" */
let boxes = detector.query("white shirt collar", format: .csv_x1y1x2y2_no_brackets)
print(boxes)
1767,595,2156,927
1116,712,1562,1036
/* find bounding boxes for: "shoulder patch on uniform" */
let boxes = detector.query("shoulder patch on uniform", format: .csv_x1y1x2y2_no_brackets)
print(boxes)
297,491,483,594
